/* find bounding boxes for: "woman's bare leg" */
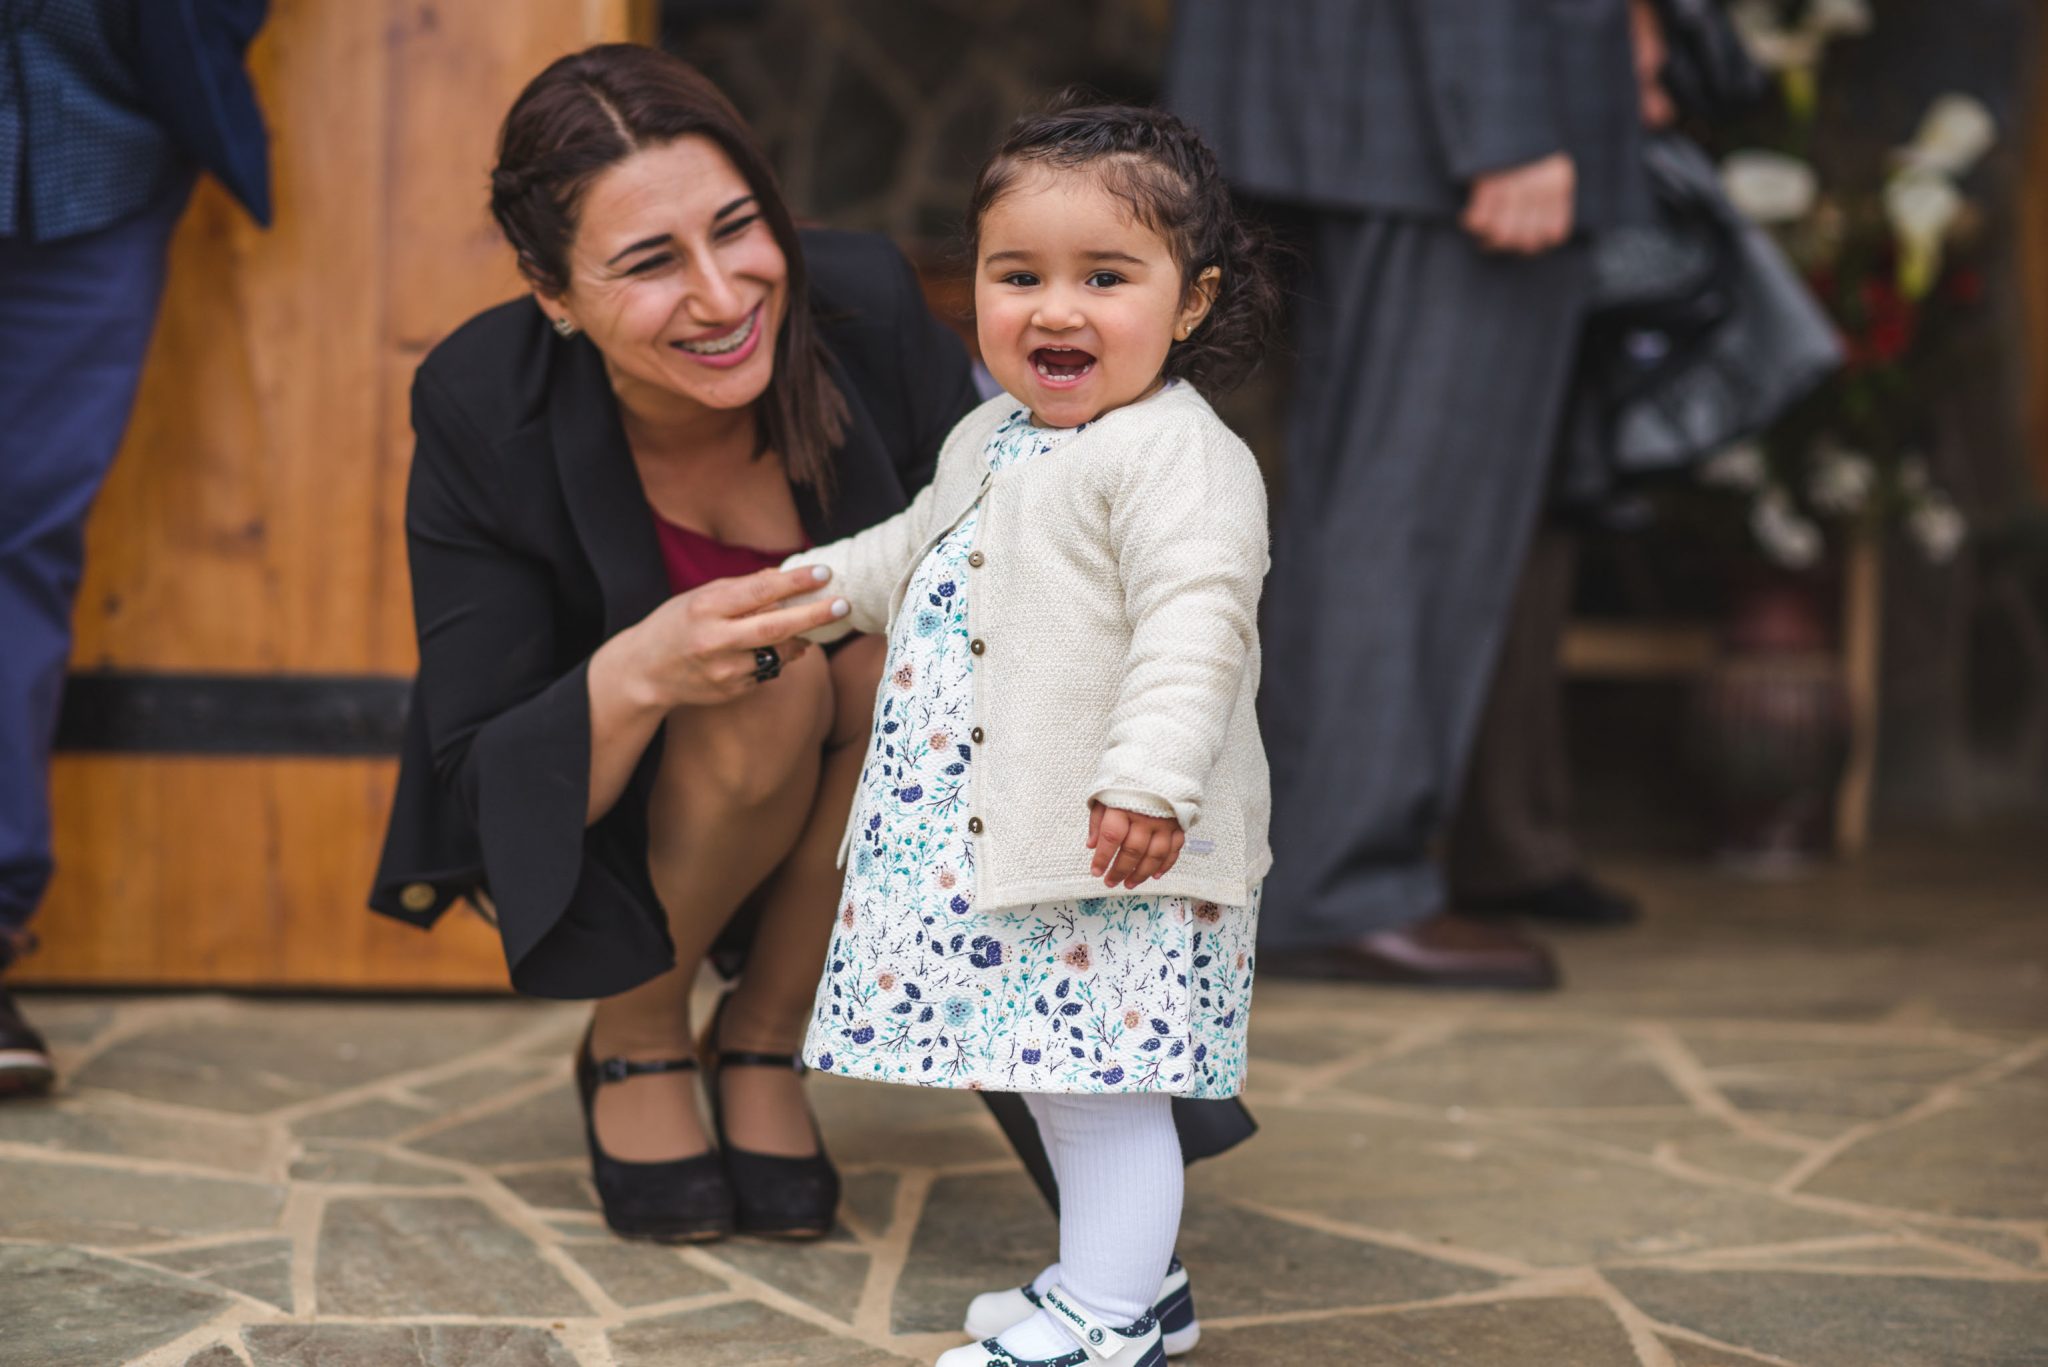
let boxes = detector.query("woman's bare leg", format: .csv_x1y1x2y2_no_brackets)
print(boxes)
587,644,834,1161
714,634,885,1154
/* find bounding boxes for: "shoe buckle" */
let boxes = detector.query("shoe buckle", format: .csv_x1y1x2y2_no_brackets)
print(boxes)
1040,1285,1148,1362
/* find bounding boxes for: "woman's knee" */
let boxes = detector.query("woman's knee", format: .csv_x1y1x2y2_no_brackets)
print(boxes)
661,649,833,811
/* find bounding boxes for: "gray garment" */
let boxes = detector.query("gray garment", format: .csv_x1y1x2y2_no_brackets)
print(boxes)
1166,0,1649,230
1257,216,1591,946
1448,524,1582,898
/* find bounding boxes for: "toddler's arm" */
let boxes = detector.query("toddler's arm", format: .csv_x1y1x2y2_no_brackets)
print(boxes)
1090,421,1269,831
780,467,946,643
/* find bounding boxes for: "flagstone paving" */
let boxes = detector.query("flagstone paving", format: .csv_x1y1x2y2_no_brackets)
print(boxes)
2,831,2043,1365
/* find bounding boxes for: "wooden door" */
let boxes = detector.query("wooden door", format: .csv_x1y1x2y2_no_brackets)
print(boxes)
19,1,654,988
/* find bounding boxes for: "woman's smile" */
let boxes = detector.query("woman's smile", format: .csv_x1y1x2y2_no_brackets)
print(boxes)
672,304,763,367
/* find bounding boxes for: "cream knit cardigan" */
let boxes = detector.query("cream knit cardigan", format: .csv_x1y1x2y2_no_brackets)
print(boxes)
789,383,1272,910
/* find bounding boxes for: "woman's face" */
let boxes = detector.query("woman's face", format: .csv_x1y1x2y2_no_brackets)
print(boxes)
543,135,787,423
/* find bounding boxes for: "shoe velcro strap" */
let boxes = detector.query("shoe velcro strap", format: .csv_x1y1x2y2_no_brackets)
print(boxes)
1039,1285,1135,1362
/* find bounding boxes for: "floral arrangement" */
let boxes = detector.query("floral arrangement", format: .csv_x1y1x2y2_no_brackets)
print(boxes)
1695,0,1985,570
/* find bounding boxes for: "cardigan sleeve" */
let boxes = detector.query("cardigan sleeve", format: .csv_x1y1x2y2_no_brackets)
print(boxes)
784,407,985,641
782,461,946,642
1090,414,1270,830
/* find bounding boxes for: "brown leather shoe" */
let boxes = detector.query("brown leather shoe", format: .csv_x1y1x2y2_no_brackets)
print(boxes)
1261,911,1560,990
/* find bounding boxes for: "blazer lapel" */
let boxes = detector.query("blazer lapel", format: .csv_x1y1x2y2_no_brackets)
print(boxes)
809,348,910,543
547,338,670,639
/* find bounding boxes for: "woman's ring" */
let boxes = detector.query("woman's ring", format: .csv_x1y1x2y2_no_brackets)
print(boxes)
752,646,782,683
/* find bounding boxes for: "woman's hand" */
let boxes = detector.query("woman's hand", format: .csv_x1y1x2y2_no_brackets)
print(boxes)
1087,801,1186,890
627,565,850,709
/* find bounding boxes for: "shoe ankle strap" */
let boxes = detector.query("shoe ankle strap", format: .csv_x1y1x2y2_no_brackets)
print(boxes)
1039,1285,1153,1362
715,1047,804,1072
595,1055,698,1084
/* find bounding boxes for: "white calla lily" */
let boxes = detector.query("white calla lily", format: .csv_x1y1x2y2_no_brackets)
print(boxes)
1908,495,1967,563
1808,440,1876,516
1722,150,1820,224
1702,442,1769,492
1751,488,1825,569
1884,169,1962,297
1807,0,1873,37
1729,0,1823,70
1897,94,1998,178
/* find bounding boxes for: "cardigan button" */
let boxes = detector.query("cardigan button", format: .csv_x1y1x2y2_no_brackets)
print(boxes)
968,817,984,834
399,882,438,913
970,727,984,743
970,638,986,655
968,550,986,568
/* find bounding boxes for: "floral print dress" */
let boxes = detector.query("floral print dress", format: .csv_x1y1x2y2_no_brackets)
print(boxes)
802,405,1259,1099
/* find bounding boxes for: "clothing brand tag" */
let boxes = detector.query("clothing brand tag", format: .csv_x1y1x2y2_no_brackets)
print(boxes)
1185,838,1215,856
1042,1287,1117,1356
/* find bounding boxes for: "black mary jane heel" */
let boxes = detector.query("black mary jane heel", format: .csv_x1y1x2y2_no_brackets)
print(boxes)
699,993,841,1239
575,1027,734,1243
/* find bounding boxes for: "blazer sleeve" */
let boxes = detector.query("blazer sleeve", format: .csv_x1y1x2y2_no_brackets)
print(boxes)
1091,419,1270,830
1401,0,1566,183
887,246,983,495
404,369,599,973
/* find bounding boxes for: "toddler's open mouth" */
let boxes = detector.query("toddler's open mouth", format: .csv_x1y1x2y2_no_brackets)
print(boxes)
1032,347,1096,386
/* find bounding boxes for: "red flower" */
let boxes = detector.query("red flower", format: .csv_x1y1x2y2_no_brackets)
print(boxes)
1062,944,1092,971
1859,278,1917,365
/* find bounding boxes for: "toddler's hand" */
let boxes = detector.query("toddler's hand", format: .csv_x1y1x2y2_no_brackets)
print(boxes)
1087,801,1186,889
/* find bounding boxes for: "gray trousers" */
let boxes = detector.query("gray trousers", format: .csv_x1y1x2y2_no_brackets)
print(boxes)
1448,524,1583,898
1259,213,1591,947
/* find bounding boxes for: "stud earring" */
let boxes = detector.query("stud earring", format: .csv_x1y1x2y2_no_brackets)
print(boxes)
552,316,579,338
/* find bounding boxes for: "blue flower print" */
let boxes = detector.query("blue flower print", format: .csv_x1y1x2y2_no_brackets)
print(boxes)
943,996,976,1027
914,608,943,637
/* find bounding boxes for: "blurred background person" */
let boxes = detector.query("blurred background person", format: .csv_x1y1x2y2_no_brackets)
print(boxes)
1169,0,1655,988
0,0,270,1095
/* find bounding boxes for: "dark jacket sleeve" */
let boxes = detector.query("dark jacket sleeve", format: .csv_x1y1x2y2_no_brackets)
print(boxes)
887,247,981,492
402,370,666,990
1402,0,1566,182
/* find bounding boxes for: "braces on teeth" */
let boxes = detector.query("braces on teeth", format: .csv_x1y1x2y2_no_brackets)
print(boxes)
679,311,757,355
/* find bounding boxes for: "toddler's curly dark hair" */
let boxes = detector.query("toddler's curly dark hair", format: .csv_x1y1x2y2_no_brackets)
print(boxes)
964,91,1285,396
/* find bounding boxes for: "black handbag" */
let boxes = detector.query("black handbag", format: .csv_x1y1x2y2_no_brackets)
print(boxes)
1554,132,1843,509
1650,0,1770,121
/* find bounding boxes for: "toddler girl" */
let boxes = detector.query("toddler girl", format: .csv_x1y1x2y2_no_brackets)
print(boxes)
790,96,1280,1367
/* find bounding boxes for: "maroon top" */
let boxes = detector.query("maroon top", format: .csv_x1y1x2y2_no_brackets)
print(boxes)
652,512,809,595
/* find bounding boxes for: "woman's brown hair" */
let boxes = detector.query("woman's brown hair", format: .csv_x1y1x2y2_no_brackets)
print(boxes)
490,44,848,496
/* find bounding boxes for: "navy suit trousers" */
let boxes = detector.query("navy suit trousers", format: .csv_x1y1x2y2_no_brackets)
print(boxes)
0,182,188,939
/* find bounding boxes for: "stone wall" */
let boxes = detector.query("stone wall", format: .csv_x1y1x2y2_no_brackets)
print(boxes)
665,0,1171,246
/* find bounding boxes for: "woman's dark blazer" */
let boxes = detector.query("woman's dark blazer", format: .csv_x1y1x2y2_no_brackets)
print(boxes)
368,230,981,1001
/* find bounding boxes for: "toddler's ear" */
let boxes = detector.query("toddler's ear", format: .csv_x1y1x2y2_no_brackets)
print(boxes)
1178,266,1223,340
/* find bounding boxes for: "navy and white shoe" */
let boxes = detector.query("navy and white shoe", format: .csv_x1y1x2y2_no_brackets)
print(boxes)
963,1258,1197,1356
937,1286,1164,1367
